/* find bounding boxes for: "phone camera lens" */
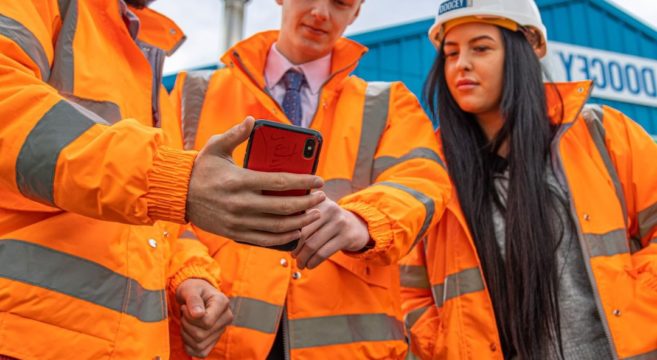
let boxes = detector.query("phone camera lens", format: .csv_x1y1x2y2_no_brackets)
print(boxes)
303,138,316,159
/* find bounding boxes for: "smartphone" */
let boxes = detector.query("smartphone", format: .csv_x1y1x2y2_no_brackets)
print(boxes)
243,120,323,251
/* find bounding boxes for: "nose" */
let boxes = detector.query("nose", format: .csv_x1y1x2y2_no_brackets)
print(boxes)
455,52,472,72
310,1,329,21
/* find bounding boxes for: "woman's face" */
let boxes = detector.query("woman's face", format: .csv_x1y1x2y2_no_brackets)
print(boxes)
443,22,505,119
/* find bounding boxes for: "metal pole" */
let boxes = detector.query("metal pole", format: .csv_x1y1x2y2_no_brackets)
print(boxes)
223,0,250,54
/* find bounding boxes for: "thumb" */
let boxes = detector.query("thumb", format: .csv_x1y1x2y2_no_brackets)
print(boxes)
182,291,207,320
209,116,255,157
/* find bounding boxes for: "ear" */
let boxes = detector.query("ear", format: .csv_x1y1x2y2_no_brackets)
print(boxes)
532,37,547,58
523,27,546,59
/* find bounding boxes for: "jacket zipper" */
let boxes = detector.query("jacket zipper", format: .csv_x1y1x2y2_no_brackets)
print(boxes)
552,123,619,359
306,59,360,128
282,304,291,360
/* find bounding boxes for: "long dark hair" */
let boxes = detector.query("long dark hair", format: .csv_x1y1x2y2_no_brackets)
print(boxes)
425,27,566,358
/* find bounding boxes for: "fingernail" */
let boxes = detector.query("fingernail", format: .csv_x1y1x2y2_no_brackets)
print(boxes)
313,178,323,188
193,306,204,314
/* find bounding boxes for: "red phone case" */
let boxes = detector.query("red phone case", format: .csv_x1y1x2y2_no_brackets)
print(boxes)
243,120,323,251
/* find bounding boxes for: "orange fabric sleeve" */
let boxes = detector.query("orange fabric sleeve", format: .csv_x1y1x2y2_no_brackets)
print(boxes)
340,82,451,265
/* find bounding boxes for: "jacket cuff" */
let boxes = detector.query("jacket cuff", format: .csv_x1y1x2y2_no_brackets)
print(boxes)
168,264,220,296
146,146,197,223
340,201,394,259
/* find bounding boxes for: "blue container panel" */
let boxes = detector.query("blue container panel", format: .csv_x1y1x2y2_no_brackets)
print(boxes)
351,20,437,113
539,0,657,56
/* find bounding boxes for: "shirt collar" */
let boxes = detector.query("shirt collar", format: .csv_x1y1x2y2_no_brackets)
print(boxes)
264,43,332,95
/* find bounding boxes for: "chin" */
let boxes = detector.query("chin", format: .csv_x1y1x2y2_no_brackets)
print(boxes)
455,101,483,114
298,43,328,59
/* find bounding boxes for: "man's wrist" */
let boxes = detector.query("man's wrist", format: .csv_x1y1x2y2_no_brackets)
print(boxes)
349,238,375,253
344,210,373,252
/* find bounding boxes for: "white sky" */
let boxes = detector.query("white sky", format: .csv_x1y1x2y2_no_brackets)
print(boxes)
151,0,657,75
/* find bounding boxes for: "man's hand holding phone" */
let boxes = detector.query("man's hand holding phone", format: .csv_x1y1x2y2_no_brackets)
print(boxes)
186,117,325,247
241,119,324,251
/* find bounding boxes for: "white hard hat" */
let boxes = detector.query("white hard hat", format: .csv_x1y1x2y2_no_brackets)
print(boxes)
429,0,547,50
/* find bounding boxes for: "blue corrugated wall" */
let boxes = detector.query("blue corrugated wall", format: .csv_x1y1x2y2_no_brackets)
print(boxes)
539,0,657,134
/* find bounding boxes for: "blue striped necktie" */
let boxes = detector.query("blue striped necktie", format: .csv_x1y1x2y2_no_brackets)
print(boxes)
281,69,306,126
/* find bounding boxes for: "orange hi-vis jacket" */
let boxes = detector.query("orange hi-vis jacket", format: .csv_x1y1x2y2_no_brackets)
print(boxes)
400,81,657,360
169,31,451,359
0,1,219,359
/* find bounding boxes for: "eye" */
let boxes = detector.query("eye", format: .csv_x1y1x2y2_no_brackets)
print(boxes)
473,46,490,53
443,50,458,58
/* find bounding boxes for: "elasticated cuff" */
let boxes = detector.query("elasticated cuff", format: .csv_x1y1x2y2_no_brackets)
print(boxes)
340,201,394,259
146,146,197,223
168,264,220,296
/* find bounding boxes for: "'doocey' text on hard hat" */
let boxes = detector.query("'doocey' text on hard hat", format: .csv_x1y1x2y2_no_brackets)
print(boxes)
543,41,657,107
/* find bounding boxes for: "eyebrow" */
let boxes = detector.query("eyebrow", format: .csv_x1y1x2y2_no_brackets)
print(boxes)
444,35,496,46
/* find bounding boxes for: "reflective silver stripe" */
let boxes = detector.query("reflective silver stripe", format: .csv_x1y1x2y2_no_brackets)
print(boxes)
49,0,77,93
136,39,166,128
624,348,657,360
431,267,485,308
181,70,214,150
323,83,392,200
550,121,576,191
378,182,434,248
0,239,166,322
0,14,50,80
229,296,282,334
63,94,122,124
180,229,199,240
583,105,629,228
290,313,404,349
323,178,353,201
352,82,392,191
584,229,629,258
400,265,430,289
16,100,105,205
404,306,429,329
638,202,657,240
652,238,657,245
373,148,445,181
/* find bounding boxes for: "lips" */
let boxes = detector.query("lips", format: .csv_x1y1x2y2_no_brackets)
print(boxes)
302,24,328,36
455,78,478,90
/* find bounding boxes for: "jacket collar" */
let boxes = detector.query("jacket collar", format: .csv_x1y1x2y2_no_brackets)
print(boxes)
221,30,368,90
546,80,593,125
128,5,186,56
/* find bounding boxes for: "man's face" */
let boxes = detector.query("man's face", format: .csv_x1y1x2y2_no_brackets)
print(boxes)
275,0,362,64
